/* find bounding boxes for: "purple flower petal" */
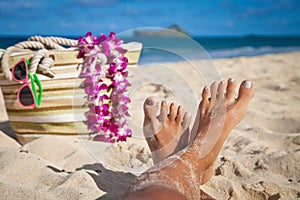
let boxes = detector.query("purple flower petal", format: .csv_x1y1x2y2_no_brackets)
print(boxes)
77,31,132,143
99,83,108,90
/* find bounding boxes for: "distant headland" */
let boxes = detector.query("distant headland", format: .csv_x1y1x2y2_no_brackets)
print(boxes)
133,24,191,37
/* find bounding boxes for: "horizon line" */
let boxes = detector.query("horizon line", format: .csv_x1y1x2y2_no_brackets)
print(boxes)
0,33,300,38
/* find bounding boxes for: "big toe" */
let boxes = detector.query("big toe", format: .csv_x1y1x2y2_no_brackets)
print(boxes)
236,80,254,107
144,96,159,119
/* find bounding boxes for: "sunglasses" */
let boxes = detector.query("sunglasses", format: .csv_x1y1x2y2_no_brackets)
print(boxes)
11,58,43,108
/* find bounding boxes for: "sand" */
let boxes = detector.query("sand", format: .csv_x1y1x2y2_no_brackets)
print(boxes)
0,51,300,199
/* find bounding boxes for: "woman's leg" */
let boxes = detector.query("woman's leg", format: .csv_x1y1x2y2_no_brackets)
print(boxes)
125,79,254,200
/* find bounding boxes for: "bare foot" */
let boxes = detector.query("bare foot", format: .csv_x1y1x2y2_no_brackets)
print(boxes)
130,79,254,199
195,79,254,156
193,78,254,183
143,97,192,163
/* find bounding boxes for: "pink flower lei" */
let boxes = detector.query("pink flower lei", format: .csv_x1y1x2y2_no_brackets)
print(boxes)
77,32,132,143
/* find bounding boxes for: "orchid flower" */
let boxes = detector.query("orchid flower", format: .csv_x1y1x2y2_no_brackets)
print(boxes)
77,32,131,143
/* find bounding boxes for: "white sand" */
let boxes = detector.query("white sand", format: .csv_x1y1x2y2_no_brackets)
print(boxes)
0,51,299,199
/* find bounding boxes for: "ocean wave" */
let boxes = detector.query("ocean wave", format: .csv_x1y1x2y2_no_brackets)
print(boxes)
207,46,300,59
138,46,300,64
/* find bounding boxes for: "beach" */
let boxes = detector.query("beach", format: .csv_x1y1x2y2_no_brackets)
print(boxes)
0,51,300,199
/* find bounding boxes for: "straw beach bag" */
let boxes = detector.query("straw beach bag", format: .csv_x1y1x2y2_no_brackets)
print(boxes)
0,35,142,144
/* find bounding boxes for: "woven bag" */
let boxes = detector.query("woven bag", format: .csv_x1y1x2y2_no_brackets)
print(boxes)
0,36,142,144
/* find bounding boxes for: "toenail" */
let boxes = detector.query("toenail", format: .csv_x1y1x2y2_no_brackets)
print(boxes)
243,81,252,88
147,99,155,106
229,78,235,82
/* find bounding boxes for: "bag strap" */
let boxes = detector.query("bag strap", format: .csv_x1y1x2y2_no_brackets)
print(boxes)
1,36,77,80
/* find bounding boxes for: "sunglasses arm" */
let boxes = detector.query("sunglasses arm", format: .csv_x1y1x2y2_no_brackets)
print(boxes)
28,73,43,107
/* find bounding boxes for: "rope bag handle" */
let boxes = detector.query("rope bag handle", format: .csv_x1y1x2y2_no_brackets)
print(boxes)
1,36,78,80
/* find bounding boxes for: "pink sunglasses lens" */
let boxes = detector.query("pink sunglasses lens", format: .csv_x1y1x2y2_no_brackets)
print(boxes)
19,86,35,106
13,61,27,81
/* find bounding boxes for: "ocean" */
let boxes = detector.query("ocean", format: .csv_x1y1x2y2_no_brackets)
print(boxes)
1,35,300,64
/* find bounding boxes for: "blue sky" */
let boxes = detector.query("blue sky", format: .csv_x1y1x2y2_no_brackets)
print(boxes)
0,0,299,36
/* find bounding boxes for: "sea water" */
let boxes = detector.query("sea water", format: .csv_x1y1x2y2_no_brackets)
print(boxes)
1,35,300,64
124,35,300,64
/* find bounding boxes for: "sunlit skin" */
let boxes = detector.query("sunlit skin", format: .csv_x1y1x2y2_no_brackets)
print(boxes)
125,79,254,199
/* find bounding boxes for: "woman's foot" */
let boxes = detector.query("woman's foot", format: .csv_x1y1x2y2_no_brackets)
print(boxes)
190,78,254,184
130,79,254,199
143,97,192,163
